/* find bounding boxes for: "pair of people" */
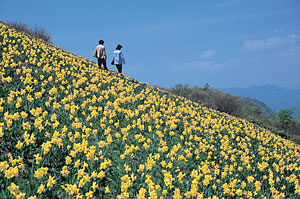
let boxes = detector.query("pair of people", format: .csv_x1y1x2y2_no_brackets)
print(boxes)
93,40,125,74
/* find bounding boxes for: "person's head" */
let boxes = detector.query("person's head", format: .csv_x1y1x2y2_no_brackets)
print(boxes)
99,40,104,45
116,44,123,50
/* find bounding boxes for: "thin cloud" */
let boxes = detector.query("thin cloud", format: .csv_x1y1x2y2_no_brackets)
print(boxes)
184,61,221,70
201,49,215,58
279,47,300,62
242,34,300,51
174,59,238,71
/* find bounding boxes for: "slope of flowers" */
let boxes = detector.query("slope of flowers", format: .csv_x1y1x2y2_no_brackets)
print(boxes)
1,22,300,199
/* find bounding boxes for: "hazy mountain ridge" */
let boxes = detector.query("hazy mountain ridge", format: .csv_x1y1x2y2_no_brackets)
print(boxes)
220,84,300,120
241,97,276,117
291,104,300,121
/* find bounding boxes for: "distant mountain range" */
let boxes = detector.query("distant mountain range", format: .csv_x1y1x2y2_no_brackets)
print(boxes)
220,85,300,120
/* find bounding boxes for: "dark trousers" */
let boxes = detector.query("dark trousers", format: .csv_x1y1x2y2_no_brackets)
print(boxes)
116,64,122,74
98,58,108,71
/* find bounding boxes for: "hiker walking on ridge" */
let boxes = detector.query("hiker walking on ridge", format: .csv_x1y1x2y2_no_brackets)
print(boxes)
112,44,125,75
94,40,109,71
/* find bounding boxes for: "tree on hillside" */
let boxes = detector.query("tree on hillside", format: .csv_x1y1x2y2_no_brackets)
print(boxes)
277,109,294,129
203,83,210,91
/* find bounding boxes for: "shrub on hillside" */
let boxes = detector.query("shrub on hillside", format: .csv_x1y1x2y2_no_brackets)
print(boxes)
171,83,190,98
1,21,51,42
188,89,210,104
170,84,243,116
286,120,300,143
210,91,242,116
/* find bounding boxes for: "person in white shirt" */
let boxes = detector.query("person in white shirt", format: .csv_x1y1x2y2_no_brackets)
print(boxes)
94,40,108,71
113,44,125,74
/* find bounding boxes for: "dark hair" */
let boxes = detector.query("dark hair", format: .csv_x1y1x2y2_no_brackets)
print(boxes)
116,44,123,50
99,40,104,45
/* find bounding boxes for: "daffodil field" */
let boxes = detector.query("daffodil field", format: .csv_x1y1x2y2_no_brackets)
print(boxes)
1,22,300,199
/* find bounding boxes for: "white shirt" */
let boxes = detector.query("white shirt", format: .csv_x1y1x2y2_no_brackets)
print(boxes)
95,44,107,59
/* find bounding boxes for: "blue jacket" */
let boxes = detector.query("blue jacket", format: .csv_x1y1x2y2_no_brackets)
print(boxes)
113,50,125,65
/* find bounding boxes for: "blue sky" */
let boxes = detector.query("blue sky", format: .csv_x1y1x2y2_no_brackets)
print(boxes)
1,0,300,89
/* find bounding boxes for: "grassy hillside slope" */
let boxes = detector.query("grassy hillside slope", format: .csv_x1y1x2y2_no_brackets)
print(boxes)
1,23,300,198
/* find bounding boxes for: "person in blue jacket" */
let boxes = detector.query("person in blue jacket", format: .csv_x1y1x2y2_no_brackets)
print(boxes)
113,44,125,74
